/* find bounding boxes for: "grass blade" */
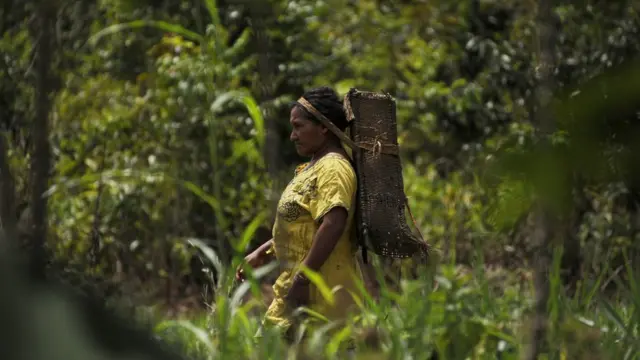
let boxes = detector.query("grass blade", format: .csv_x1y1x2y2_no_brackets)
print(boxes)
154,320,215,358
234,210,268,253
187,238,224,288
203,0,222,29
599,296,628,335
210,90,265,148
88,20,203,46
180,180,223,216
300,266,335,306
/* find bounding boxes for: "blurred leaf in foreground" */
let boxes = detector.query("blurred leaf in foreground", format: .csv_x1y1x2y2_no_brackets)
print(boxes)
0,253,191,360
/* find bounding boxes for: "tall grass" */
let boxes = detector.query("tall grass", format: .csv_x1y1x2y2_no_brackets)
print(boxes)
149,240,639,360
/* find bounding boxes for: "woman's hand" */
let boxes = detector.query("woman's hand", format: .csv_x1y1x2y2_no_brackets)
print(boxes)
235,240,273,282
284,273,311,309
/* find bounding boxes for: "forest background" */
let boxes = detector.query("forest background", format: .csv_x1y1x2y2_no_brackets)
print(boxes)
2,0,640,359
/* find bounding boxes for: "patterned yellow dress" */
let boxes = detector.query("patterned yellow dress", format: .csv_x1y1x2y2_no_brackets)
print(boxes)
262,152,362,333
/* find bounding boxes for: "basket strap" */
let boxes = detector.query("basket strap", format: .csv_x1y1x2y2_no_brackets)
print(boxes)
404,197,426,243
297,97,399,156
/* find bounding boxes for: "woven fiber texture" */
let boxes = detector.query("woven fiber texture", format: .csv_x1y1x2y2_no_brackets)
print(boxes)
344,89,429,259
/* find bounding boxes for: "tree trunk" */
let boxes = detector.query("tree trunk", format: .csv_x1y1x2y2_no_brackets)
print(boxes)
0,132,17,251
524,0,556,359
246,0,282,221
29,0,55,279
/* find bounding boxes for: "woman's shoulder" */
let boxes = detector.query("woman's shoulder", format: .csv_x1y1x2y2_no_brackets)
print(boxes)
316,153,355,178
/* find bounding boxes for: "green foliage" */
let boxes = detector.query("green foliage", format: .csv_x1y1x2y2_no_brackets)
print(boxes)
32,0,271,298
3,0,640,358
2,241,637,360
142,247,638,360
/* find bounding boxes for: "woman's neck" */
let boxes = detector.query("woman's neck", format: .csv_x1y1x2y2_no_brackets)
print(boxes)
311,141,343,162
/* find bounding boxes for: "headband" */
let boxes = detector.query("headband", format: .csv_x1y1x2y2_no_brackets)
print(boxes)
296,97,358,149
296,96,399,156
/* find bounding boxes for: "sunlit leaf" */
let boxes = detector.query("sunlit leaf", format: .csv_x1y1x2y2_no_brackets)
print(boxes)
88,20,203,46
299,266,335,306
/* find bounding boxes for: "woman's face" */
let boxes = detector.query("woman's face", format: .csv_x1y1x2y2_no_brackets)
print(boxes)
289,106,327,157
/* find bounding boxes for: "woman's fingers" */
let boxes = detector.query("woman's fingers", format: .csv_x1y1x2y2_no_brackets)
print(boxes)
235,255,264,282
235,262,246,281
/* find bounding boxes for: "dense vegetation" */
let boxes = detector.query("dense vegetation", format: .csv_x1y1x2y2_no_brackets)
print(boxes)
2,0,640,359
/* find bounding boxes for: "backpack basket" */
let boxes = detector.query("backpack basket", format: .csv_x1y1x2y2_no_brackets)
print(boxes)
344,89,429,261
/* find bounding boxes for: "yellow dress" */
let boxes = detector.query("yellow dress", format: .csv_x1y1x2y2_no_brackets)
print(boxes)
263,152,361,333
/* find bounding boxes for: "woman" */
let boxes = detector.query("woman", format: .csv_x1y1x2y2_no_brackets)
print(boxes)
236,86,365,339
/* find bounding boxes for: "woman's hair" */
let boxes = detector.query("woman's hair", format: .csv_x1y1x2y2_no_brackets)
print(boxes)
295,86,349,131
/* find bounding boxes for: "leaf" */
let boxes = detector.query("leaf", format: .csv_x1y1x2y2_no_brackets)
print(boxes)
210,92,235,113
203,0,222,29
45,170,167,197
88,20,203,47
230,261,277,309
233,210,268,252
345,289,364,311
180,180,223,216
187,238,224,288
238,93,266,148
599,297,628,335
252,261,279,280
225,139,259,167
223,28,252,59
230,281,251,308
582,265,608,308
154,320,215,357
336,79,356,95
483,323,517,345
326,326,352,356
435,275,452,290
292,307,329,323
307,320,340,350
211,90,265,148
299,266,335,305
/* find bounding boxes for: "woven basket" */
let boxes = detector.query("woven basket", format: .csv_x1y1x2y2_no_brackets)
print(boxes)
345,89,429,260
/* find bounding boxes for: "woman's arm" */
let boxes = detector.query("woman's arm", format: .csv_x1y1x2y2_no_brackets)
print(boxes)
255,238,275,259
236,238,275,281
300,207,348,272
285,207,347,308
